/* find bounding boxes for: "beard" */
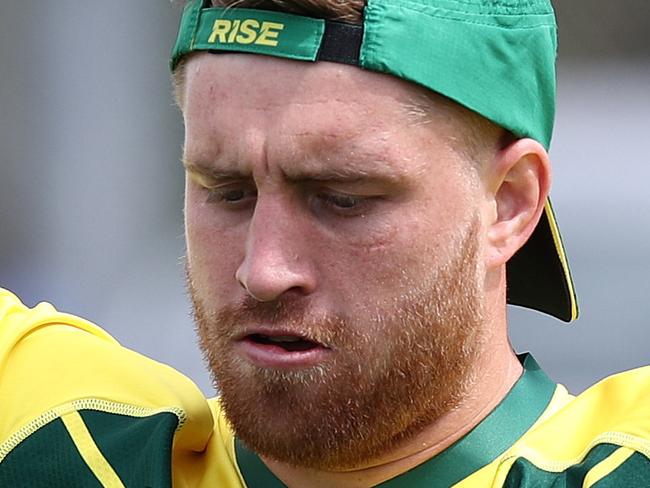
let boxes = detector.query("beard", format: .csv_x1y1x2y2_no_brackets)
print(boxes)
188,218,485,470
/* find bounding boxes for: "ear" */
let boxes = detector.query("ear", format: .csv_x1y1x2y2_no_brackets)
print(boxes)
483,138,551,269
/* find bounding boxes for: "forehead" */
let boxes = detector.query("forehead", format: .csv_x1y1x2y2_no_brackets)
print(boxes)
182,53,455,134
183,52,421,116
181,53,460,178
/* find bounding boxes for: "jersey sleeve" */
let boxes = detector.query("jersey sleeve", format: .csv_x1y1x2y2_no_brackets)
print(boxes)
457,366,650,487
0,288,218,487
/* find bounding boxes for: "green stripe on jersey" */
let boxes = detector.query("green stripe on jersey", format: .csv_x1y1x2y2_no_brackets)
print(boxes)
236,438,287,488
503,444,619,487
80,410,179,488
591,451,650,487
0,418,102,487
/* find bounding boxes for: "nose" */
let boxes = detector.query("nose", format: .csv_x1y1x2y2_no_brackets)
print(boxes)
235,197,317,302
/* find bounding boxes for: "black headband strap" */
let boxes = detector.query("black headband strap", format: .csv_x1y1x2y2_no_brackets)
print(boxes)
316,20,364,65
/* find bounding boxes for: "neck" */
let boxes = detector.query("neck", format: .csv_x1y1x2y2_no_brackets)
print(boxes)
263,342,523,488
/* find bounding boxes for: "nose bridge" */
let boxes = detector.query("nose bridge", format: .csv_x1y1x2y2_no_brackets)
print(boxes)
247,194,297,262
237,192,315,301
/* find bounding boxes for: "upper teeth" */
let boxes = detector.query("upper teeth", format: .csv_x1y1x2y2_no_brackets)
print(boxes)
267,336,301,342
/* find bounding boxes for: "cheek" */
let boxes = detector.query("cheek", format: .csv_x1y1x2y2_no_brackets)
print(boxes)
316,217,432,301
185,185,243,297
322,197,475,302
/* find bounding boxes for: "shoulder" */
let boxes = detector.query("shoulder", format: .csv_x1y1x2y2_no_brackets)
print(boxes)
495,368,650,487
0,289,224,487
0,288,211,438
527,366,650,451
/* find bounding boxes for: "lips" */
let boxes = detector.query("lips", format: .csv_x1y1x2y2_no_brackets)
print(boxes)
235,329,331,368
247,333,320,352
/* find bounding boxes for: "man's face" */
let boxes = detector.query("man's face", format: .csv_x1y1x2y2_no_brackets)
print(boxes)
183,54,489,469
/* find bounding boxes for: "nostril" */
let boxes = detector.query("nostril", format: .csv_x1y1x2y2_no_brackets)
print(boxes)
235,236,317,301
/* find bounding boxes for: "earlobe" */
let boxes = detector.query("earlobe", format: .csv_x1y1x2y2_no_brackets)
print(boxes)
485,139,551,269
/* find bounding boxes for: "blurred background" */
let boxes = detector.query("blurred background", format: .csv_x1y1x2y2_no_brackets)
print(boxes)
1,1,649,396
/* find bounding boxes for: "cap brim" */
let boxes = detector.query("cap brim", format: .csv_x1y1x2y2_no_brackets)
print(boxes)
506,198,578,322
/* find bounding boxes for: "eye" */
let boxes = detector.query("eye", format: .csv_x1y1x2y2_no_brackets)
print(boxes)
206,185,257,206
321,193,364,209
316,191,371,216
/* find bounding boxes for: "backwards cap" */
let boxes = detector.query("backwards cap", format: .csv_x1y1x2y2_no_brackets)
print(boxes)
171,0,579,322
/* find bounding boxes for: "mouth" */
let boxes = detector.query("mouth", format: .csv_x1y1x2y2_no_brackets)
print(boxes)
247,333,321,352
236,330,331,369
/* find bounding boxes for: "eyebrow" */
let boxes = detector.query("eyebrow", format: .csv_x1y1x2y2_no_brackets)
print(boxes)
283,165,406,184
183,160,248,181
184,158,411,186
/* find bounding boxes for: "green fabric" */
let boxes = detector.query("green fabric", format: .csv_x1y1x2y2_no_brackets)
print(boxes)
171,0,203,70
503,443,619,487
171,0,558,148
592,451,650,487
171,4,325,70
79,410,179,488
0,418,102,487
361,0,557,149
234,354,555,488
236,439,288,488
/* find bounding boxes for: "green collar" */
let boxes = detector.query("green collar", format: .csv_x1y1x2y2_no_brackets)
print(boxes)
234,354,555,487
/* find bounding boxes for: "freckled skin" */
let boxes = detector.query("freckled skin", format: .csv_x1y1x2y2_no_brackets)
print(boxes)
183,53,482,317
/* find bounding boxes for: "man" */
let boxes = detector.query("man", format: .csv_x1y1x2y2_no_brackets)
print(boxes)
0,0,649,487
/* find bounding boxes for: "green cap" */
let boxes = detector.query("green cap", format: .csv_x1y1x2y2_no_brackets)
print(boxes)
171,0,578,322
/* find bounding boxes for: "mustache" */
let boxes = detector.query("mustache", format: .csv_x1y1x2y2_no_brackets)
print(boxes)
200,295,354,346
